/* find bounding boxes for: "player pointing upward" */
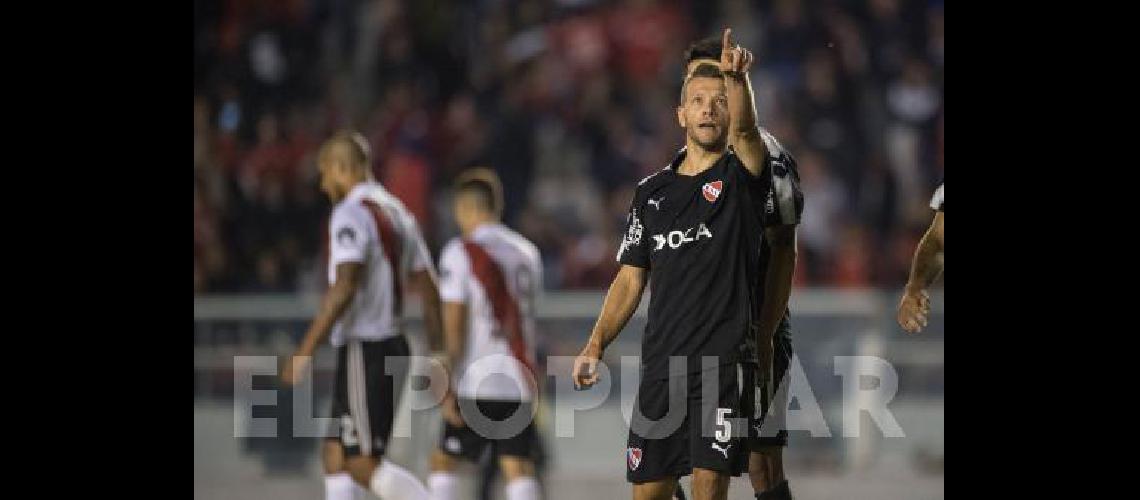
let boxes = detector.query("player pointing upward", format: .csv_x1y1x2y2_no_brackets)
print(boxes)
573,29,777,500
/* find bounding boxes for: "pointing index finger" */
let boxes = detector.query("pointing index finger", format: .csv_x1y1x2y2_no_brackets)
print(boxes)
722,28,732,51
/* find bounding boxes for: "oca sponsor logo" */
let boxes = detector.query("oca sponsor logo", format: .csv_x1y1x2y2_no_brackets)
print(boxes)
652,223,713,251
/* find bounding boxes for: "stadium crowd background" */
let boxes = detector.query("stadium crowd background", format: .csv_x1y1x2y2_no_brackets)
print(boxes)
193,0,944,294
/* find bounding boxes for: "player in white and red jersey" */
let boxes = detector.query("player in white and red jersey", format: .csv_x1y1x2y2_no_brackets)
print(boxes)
427,168,544,500
282,130,442,500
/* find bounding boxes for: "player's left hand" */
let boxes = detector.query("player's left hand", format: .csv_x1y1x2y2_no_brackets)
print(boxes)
897,288,930,333
719,28,755,78
280,354,311,387
572,343,602,390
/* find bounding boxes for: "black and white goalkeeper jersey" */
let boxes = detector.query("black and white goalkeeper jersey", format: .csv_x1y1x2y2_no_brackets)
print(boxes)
750,131,804,342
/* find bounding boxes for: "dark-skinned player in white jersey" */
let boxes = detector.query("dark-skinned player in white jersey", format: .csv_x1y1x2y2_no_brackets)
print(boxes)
281,131,442,500
572,29,791,500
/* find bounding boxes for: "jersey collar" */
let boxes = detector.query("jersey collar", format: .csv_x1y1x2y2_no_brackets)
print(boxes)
344,180,382,203
470,222,504,239
667,145,734,176
665,147,686,171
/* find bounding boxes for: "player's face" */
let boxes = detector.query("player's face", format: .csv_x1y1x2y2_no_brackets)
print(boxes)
452,195,472,233
318,157,347,202
677,76,729,150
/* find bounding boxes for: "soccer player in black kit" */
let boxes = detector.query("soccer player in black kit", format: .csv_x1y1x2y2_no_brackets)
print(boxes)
682,36,803,500
572,29,802,500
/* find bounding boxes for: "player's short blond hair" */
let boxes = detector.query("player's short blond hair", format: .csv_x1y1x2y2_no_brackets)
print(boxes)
454,167,504,217
680,63,725,103
319,130,372,169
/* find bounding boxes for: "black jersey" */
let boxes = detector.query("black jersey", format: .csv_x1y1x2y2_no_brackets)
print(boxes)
617,146,770,381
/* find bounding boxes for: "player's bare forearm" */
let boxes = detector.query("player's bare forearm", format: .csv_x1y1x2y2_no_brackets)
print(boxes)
442,301,467,372
725,74,759,140
905,212,944,293
296,262,363,357
411,269,446,353
756,226,797,344
720,28,767,174
585,265,648,355
726,77,766,175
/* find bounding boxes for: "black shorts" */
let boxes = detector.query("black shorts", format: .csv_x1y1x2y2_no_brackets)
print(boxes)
626,362,750,484
747,317,794,448
328,336,410,458
438,399,538,462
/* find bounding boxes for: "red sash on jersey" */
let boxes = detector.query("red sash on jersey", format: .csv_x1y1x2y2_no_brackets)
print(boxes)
361,199,403,315
461,240,537,378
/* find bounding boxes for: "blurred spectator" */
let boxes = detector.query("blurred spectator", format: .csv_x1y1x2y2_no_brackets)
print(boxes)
193,0,944,293
830,224,872,286
795,48,862,191
887,57,939,127
607,0,690,89
380,148,433,229
761,0,818,87
926,6,944,73
241,113,297,191
863,0,918,80
885,57,940,225
796,150,847,283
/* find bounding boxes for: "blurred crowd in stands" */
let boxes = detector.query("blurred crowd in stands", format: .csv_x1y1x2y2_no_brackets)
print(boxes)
194,0,943,293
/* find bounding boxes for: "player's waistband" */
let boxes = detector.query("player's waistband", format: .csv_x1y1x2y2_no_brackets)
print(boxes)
639,356,747,382
333,331,404,346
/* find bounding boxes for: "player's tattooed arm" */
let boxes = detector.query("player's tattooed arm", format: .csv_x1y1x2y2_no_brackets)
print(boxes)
719,28,767,176
282,262,364,386
898,212,944,333
411,269,446,353
573,265,648,389
756,225,797,382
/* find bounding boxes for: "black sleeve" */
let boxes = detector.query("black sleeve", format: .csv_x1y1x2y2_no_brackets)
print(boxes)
615,190,650,269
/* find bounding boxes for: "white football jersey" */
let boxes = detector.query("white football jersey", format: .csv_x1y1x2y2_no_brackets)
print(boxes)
438,223,542,401
327,181,434,346
930,183,944,212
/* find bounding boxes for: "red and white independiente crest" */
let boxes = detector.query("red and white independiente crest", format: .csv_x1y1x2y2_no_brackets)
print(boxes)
702,180,723,203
